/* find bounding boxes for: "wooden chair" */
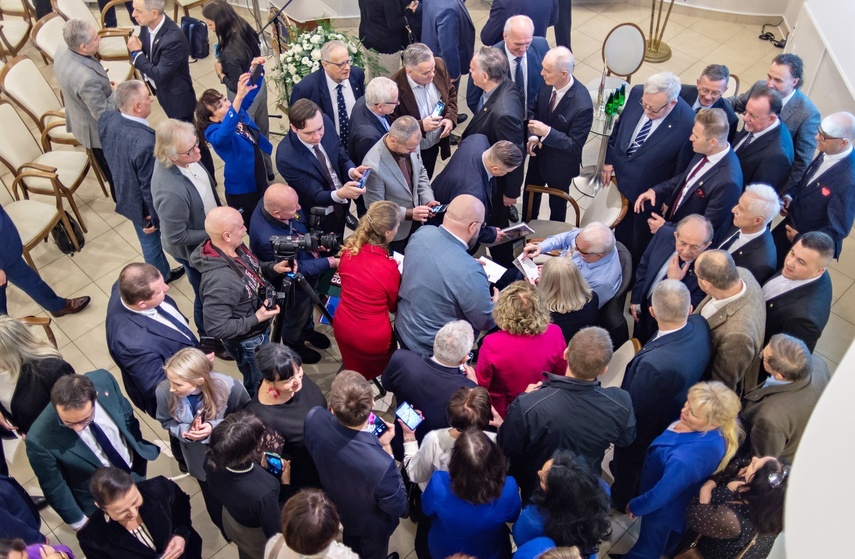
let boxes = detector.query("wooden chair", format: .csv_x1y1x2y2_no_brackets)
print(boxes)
51,0,134,81
522,184,581,242
580,178,629,230
173,0,205,24
725,73,741,98
28,11,65,64
19,316,58,347
0,0,32,62
602,22,646,84
600,337,641,388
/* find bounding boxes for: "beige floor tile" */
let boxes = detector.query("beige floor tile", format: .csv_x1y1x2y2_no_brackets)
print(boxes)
829,244,855,280
388,517,417,558
209,544,240,559
691,17,747,43
725,26,784,63
814,351,838,373
600,2,653,24
573,30,607,67
47,520,86,559
572,5,601,27
68,233,140,281
72,322,115,371
831,283,855,324
190,489,232,557
815,313,855,364
705,42,768,77
828,266,855,305
578,14,630,45
54,285,109,341
738,58,773,90
666,27,725,56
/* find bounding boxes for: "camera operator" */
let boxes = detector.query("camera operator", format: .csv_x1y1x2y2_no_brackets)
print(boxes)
190,207,293,398
249,184,339,364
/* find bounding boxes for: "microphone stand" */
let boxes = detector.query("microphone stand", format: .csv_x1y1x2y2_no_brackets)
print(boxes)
257,0,295,56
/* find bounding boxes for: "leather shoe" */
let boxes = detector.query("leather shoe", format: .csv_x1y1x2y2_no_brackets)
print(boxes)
30,495,48,510
305,330,331,349
508,205,520,223
166,265,185,284
457,114,468,124
297,345,322,364
449,133,460,146
51,296,90,317
345,213,359,230
386,554,399,559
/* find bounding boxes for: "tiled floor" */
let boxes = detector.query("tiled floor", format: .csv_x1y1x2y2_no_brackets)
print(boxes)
1,1,848,557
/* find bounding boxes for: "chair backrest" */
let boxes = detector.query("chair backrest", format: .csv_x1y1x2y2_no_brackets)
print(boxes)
725,73,741,98
0,100,43,174
0,0,29,19
600,338,640,388
580,181,629,229
523,184,581,227
615,241,632,298
602,23,646,82
30,12,65,61
0,55,61,129
52,0,98,28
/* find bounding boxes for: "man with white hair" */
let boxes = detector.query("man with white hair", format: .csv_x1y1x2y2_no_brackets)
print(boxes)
523,222,622,307
602,72,696,267
348,77,399,164
774,111,855,262
717,184,780,284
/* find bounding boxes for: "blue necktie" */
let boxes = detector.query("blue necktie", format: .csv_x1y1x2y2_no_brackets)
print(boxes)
155,305,197,342
627,118,652,156
336,84,350,147
89,422,131,472
514,57,525,106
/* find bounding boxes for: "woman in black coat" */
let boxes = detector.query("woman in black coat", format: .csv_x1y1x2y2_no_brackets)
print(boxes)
537,257,599,343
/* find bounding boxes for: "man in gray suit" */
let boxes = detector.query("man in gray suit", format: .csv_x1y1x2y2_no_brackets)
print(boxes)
694,250,766,396
54,18,116,194
363,116,440,253
728,53,821,191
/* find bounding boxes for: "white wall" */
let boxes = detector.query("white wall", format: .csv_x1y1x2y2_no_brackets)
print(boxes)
678,0,800,20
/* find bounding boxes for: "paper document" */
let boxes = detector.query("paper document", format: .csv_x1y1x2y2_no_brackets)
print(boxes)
392,251,404,274
513,255,540,284
478,257,507,283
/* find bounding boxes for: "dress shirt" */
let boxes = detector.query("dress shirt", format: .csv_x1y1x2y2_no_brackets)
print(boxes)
530,77,575,143
374,111,390,131
762,273,822,301
805,145,853,185
298,138,348,204
120,113,150,127
407,75,442,149
762,376,791,389
734,118,779,150
505,46,527,106
652,322,687,340
673,146,731,210
77,402,133,469
177,163,217,215
647,251,691,300
538,228,622,306
120,299,194,340
780,90,796,107
700,280,747,319
325,73,356,137
478,85,498,112
630,115,666,148
724,228,766,253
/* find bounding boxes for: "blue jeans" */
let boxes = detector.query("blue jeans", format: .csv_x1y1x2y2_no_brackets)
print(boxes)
0,252,66,315
222,329,269,399
174,257,205,336
133,223,173,281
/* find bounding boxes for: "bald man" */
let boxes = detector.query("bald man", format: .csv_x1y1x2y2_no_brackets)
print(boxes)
248,184,339,363
190,206,293,397
395,194,498,354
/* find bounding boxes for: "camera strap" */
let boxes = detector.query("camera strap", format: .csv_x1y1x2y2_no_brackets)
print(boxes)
209,243,272,302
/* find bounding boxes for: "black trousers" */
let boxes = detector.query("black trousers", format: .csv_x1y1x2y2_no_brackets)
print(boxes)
556,0,573,50
90,147,115,200
97,0,134,27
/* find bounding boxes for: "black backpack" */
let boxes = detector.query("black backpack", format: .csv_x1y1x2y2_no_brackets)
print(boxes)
50,211,85,255
181,16,209,61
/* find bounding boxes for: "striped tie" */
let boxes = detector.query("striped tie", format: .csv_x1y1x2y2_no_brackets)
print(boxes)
514,57,525,106
627,118,652,156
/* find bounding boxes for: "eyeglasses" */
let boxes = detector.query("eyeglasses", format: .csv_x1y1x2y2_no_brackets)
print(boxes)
573,241,602,257
380,99,401,106
324,58,352,68
639,99,669,114
817,125,843,141
697,86,724,99
58,406,96,429
181,142,200,157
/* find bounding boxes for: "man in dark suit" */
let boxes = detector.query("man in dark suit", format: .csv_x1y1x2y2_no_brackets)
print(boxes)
467,16,550,115
679,64,739,143
610,280,711,510
391,43,458,178
304,371,407,559
732,87,794,192
728,54,821,191
630,215,713,344
290,40,367,151
348,77,398,164
635,108,743,245
603,72,696,268
420,0,475,97
276,99,369,237
26,372,159,529
480,0,558,46
774,111,855,262
762,231,834,353
719,185,780,285
525,46,593,221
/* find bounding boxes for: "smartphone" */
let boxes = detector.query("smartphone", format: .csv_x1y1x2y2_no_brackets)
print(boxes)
264,452,283,476
364,412,389,438
200,336,216,354
357,168,372,189
395,401,424,431
431,101,445,118
144,217,154,229
250,64,263,85
430,204,447,214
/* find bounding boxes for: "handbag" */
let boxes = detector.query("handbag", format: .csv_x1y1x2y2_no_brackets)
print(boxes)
673,531,759,559
50,211,85,254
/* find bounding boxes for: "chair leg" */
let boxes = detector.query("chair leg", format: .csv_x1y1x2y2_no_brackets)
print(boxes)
86,150,110,198
22,248,40,276
174,2,179,22
58,209,81,252
63,192,88,235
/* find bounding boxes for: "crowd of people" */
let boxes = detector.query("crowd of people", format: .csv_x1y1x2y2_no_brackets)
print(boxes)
1,1,852,559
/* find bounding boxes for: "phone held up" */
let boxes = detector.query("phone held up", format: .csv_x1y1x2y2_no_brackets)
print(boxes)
395,401,424,431
364,412,389,438
264,452,283,476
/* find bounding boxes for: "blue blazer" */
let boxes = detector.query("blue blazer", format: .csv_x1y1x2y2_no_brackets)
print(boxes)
248,201,332,280
606,85,696,202
0,475,42,543
347,96,389,164
106,283,198,417
204,76,271,195
480,0,558,46
466,37,550,114
421,0,475,80
289,66,366,127
733,123,794,192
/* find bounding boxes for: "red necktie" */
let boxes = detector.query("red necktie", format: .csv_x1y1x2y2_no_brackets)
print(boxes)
669,156,709,219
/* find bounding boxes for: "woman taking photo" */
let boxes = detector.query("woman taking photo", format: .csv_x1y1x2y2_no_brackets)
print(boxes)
196,65,272,227
155,347,251,532
538,257,599,343
422,430,522,559
476,281,568,417
623,381,743,559
264,488,358,559
246,343,326,492
333,201,402,380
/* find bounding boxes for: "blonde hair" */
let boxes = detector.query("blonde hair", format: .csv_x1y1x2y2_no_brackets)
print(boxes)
493,281,550,336
164,348,228,420
539,257,593,313
687,381,744,473
154,119,197,168
0,316,62,382
340,201,400,257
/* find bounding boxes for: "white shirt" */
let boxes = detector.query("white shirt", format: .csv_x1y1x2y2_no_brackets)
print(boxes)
647,251,677,299
440,225,469,249
505,46,527,107
530,77,575,143
700,280,747,319
299,138,347,203
121,299,193,340
178,163,218,216
77,402,132,468
762,273,822,301
805,145,854,185
653,322,687,340
132,16,166,87
325,72,356,137
734,118,780,151
673,146,732,210
120,113,150,127
630,115,666,148
407,75,442,149
781,89,796,107
722,228,766,253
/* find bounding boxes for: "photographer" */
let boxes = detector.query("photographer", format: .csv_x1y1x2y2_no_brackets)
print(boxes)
191,207,293,399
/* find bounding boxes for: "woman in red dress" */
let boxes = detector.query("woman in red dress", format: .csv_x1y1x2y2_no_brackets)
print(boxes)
333,201,402,380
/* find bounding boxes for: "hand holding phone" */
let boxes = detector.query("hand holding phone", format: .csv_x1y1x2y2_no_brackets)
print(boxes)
395,402,424,431
250,63,263,86
365,412,390,438
264,452,283,476
357,168,372,189
431,101,446,118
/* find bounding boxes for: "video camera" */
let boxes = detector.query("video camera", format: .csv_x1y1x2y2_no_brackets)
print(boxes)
269,207,341,261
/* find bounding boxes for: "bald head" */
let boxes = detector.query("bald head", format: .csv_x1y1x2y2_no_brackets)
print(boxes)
819,112,855,156
263,183,300,222
205,206,245,252
503,15,534,58
696,250,740,292
444,194,485,243
576,222,615,254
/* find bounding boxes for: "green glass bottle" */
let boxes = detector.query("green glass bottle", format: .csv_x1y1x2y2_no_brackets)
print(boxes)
606,92,615,115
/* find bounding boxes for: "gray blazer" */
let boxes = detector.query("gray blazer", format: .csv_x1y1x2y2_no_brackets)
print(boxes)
151,161,221,262
362,137,435,241
53,42,115,149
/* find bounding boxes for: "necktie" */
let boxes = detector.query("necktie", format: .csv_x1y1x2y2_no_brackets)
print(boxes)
155,305,197,342
313,145,344,217
336,84,350,146
803,153,825,184
89,422,131,472
627,118,652,156
719,229,740,251
548,89,557,116
669,156,709,219
514,57,525,105
736,132,754,152
396,154,413,193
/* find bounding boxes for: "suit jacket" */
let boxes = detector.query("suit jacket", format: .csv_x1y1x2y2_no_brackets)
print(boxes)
0,475,43,543
480,0,559,46
363,136,434,241
763,270,832,352
134,16,196,120
729,82,821,190
526,78,594,188
733,122,794,192
391,57,458,161
106,283,198,417
53,42,115,149
786,149,855,258
25,370,160,524
421,0,475,80
98,111,157,227
347,97,390,164
695,268,766,395
0,358,74,436
248,204,332,280
718,227,777,285
466,37,550,114
289,67,366,131
606,85,696,202
151,161,221,262
653,150,743,242
740,355,830,462
358,0,409,54
679,85,739,143
77,476,203,559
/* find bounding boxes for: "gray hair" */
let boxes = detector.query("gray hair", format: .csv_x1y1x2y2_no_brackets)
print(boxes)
676,214,714,244
474,46,508,83
321,40,347,61
402,42,434,69
141,0,165,11
154,119,197,168
651,279,691,323
550,46,575,75
433,320,474,364
700,64,730,83
644,71,681,103
576,222,615,255
63,19,96,50
743,184,781,226
821,111,855,141
365,77,397,106
389,115,421,142
766,334,811,381
487,140,523,168
115,80,148,112
503,14,534,35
